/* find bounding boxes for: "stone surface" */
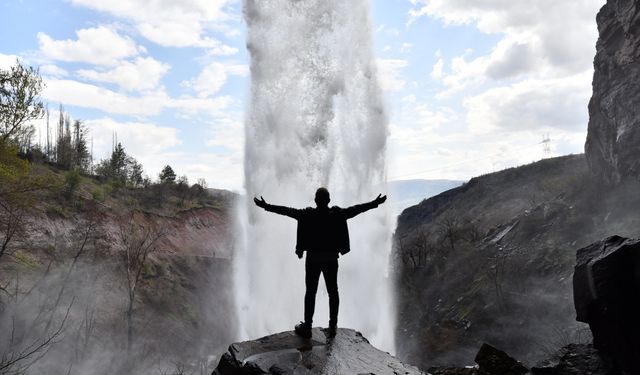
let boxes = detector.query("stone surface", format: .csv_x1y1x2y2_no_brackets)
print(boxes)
572,235,640,373
585,0,640,184
473,344,528,375
531,344,618,375
427,366,481,375
212,328,424,375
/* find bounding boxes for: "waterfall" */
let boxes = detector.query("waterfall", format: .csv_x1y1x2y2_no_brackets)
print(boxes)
235,0,394,352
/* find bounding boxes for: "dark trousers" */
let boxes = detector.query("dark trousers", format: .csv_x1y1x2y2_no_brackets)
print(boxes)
304,259,339,327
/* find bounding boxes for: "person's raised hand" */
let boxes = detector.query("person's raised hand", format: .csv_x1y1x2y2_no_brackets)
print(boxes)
374,193,387,205
254,196,267,208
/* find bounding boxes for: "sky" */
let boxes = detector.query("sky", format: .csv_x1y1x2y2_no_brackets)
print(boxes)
0,0,606,191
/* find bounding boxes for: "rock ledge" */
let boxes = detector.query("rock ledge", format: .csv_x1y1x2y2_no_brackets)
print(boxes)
212,328,424,375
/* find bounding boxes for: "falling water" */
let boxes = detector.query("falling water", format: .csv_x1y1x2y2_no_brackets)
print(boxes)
235,0,394,352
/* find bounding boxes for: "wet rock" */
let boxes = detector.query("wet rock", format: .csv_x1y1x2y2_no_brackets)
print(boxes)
474,344,528,375
212,328,424,375
427,366,481,375
531,343,619,375
585,0,640,184
573,235,640,373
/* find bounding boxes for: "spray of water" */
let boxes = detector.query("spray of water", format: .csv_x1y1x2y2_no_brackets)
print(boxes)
235,0,394,352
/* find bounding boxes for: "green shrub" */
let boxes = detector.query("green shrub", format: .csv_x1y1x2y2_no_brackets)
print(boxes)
92,186,105,201
63,170,81,200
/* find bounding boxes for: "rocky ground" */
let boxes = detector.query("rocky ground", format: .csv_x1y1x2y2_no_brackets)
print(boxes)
213,328,424,375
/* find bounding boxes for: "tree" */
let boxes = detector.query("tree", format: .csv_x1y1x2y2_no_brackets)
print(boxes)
0,61,45,148
55,109,73,169
176,175,189,206
0,141,57,261
128,159,144,188
110,142,127,181
117,213,163,352
95,143,145,187
72,120,90,172
159,165,176,184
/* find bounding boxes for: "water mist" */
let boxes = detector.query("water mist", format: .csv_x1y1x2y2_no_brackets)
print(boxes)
235,0,394,352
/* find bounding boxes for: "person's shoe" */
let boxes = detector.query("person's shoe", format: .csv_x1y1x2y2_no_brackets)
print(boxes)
326,324,337,338
294,322,312,339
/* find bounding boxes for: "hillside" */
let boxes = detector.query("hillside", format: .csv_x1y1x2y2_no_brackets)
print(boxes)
0,163,238,374
388,179,463,217
392,154,640,369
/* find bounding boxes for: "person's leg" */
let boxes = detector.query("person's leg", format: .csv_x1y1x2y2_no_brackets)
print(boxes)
304,261,322,326
322,260,339,328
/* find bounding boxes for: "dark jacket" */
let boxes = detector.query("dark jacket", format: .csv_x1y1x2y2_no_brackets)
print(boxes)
262,200,379,256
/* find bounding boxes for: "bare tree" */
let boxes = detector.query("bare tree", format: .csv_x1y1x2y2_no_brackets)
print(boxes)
44,213,100,331
438,214,462,252
0,298,72,375
118,212,164,352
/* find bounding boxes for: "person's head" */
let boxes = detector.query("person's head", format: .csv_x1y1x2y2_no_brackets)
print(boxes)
314,187,330,208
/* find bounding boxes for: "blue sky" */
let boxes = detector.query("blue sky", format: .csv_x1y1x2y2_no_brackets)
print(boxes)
0,0,605,190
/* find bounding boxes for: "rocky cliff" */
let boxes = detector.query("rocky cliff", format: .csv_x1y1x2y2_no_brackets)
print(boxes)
392,154,640,369
585,0,640,184
0,173,239,374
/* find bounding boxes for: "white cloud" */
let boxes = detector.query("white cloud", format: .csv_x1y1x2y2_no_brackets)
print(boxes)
400,43,413,53
155,151,243,191
206,116,243,154
70,0,237,50
376,59,409,92
434,50,487,96
0,53,19,69
85,117,181,160
42,78,232,117
183,61,248,98
78,57,170,92
412,0,603,91
169,95,233,118
40,64,69,78
37,26,142,66
465,71,592,133
43,79,168,116
73,117,243,190
431,57,444,80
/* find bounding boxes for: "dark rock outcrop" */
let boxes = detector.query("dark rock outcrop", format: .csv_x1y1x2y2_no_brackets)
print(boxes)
427,367,480,375
572,235,640,373
428,343,527,375
531,344,617,374
428,343,619,375
474,344,528,375
585,0,640,184
212,328,424,375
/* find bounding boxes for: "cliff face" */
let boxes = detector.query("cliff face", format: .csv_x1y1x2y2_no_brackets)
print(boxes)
585,0,640,184
0,183,239,374
392,155,640,369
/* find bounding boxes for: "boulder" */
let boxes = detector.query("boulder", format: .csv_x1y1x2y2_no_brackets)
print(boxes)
572,235,640,373
585,0,640,184
212,328,424,375
474,344,528,375
531,343,617,375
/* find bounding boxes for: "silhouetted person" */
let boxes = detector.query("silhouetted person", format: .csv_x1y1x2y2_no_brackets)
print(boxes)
254,187,386,338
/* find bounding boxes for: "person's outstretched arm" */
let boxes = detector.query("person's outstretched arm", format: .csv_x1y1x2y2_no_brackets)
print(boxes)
254,196,303,220
342,194,387,219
